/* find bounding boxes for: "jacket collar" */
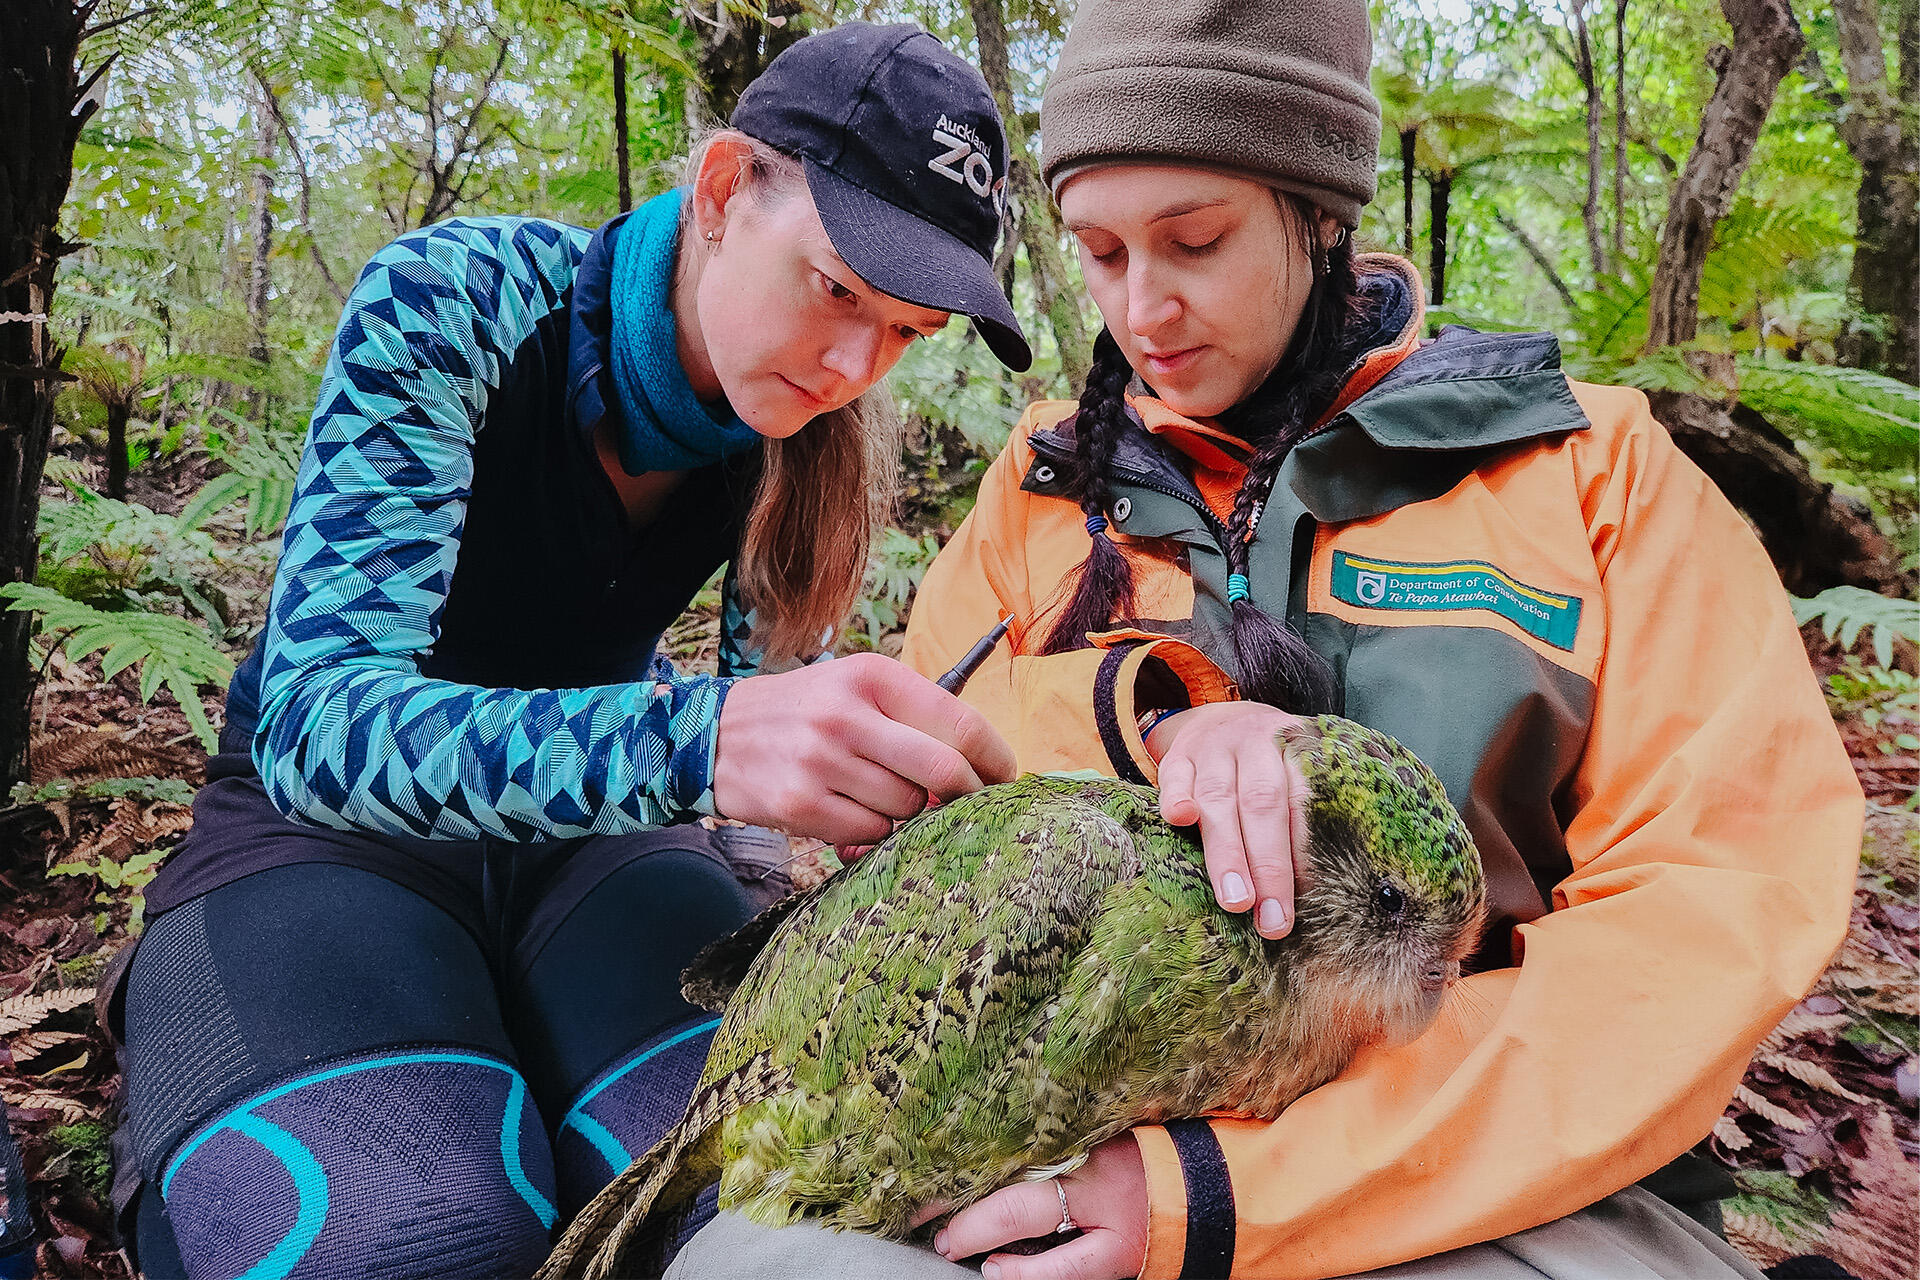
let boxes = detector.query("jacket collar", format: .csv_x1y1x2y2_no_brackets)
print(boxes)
566,210,629,447
1025,256,1590,526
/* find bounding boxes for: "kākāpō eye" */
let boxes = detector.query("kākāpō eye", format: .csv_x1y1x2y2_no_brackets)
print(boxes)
1375,882,1407,917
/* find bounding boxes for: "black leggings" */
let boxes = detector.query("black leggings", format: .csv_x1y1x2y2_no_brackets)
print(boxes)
119,849,758,1280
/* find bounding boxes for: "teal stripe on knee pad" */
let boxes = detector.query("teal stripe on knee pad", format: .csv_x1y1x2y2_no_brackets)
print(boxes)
221,1113,327,1280
162,1049,554,1228
502,1072,557,1228
560,1017,720,1173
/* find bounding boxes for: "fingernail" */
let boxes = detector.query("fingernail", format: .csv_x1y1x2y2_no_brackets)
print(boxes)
934,1231,949,1257
1258,898,1289,935
1222,872,1250,905
982,1263,1002,1280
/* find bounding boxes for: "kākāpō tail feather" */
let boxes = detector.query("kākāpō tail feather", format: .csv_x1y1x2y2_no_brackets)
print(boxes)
535,1118,720,1280
679,887,815,1011
540,1050,795,1279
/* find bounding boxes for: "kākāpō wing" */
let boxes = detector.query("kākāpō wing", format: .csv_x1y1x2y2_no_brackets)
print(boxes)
704,775,1171,1232
543,774,1242,1278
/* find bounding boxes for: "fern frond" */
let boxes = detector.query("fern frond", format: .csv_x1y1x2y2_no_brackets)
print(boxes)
1734,359,1920,478
179,423,305,538
2,584,232,752
0,1085,93,1123
9,1030,88,1064
28,729,185,787
0,988,97,1037
1791,586,1920,669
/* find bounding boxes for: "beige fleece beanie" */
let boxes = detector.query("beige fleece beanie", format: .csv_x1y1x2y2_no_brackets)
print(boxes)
1039,0,1381,227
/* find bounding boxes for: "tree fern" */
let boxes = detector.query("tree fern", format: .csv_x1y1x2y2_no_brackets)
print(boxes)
1566,353,1918,513
1792,586,1920,670
1,584,232,752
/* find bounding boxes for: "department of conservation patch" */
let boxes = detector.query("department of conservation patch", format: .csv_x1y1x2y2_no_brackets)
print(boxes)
1330,551,1582,651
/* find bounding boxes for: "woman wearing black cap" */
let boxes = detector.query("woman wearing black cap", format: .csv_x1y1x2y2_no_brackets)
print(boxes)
108,23,1025,1279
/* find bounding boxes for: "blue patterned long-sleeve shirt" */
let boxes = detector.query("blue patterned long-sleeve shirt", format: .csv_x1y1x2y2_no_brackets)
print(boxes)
233,213,765,841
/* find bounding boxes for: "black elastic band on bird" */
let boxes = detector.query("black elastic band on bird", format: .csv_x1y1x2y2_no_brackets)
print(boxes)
935,614,1013,694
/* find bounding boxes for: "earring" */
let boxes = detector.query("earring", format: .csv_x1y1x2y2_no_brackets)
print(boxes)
705,229,718,242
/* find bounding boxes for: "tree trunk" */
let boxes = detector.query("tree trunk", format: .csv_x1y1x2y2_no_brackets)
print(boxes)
612,48,632,213
690,0,805,123
966,0,1090,390
105,401,129,499
1575,1,1610,276
1400,128,1417,257
247,79,275,420
1832,0,1919,383
1493,210,1578,312
256,71,345,303
1428,173,1450,307
1644,0,1802,349
1614,0,1630,262
1648,390,1913,595
0,0,86,790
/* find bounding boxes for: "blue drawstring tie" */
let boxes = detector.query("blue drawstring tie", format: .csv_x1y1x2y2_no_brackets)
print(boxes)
1226,573,1250,603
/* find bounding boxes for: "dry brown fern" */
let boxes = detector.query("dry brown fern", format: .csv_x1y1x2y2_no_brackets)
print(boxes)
30,728,179,785
0,1083,92,1122
1724,1209,1797,1271
0,987,98,1036
8,1029,86,1063
68,797,193,863
1819,1111,1920,1280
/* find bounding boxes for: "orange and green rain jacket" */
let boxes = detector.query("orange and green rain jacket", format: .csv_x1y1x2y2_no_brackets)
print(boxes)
900,259,1861,1279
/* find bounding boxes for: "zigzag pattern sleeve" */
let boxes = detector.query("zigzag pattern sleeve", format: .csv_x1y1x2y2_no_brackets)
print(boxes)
251,217,734,841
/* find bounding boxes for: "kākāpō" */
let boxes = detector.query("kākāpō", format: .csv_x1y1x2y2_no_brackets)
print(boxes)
539,715,1486,1279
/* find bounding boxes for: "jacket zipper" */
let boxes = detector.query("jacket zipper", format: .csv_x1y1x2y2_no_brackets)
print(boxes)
1027,434,1230,542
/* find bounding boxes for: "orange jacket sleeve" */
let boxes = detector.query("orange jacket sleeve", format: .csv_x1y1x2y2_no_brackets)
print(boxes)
902,405,1236,781
1128,392,1861,1278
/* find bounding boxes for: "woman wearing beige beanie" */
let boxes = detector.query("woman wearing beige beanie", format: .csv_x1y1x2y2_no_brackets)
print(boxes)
660,2,1861,1279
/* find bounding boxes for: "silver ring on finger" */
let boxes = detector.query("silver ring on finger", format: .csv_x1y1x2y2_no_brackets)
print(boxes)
1052,1179,1076,1234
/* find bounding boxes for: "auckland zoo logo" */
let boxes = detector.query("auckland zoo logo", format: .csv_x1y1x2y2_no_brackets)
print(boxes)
1355,570,1389,605
929,114,1009,216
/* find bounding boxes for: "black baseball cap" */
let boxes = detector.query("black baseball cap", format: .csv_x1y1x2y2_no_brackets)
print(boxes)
732,22,1033,371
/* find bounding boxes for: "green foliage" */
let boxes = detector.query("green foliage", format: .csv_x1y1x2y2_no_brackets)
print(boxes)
846,529,942,652
0,585,233,753
46,1121,115,1204
49,848,170,936
1728,1168,1836,1238
36,483,228,627
1734,362,1920,490
179,415,306,539
1819,662,1920,739
7,776,199,808
890,325,1027,459
1793,587,1920,671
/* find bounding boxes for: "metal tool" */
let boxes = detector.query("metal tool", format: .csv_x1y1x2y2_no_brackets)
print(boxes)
935,614,1012,694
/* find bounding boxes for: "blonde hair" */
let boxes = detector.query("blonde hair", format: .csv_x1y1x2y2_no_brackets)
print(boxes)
679,130,904,666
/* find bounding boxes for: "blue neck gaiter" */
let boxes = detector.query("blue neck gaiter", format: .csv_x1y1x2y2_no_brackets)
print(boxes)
608,187,761,474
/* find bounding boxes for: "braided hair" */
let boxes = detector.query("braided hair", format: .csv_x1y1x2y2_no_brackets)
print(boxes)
1040,327,1140,654
1042,193,1375,716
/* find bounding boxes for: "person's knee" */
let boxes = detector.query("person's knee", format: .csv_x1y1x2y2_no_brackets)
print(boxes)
552,1016,719,1214
156,1050,555,1279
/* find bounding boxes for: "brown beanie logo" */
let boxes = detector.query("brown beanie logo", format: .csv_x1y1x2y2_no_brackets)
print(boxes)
1309,121,1373,164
